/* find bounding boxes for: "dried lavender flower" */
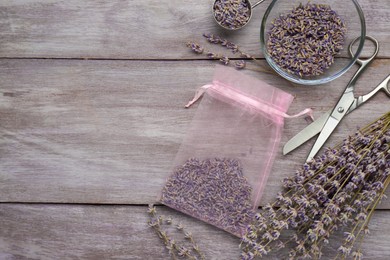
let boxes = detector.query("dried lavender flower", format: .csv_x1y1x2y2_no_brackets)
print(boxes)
267,3,347,77
219,56,230,65
161,157,256,237
186,42,232,67
186,42,204,54
235,60,246,69
202,33,255,60
147,204,205,260
213,0,251,30
186,33,274,74
241,111,390,259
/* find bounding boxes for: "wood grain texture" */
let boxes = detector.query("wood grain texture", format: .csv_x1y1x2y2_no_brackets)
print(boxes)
0,2,389,259
0,0,389,59
1,59,389,206
0,204,389,259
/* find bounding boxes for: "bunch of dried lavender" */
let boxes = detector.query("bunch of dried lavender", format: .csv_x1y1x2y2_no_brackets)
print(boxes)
161,157,256,237
186,33,272,73
267,3,347,77
213,0,251,30
147,204,205,260
240,111,390,259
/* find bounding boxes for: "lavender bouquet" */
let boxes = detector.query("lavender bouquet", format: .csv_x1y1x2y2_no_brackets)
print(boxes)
241,111,390,259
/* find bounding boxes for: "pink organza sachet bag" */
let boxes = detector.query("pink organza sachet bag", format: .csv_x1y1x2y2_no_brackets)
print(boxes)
160,65,311,237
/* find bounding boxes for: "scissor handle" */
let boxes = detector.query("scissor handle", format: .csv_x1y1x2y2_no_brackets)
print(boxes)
349,35,379,66
380,74,390,96
346,36,379,90
357,74,390,107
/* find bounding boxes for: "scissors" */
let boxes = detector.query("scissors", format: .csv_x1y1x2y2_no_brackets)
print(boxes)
283,36,390,161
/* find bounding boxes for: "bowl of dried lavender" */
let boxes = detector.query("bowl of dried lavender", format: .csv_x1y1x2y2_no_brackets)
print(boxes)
260,0,366,85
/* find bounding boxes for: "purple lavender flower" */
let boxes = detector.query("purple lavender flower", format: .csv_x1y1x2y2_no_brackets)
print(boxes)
235,60,246,69
219,56,230,65
186,42,204,54
202,33,222,44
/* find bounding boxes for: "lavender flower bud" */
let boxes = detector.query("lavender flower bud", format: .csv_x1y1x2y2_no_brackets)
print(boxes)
307,229,318,242
234,60,246,69
372,181,384,191
207,52,218,59
186,42,204,54
202,33,222,44
366,164,377,174
338,245,351,255
352,251,363,260
355,212,367,221
344,232,355,243
219,56,230,65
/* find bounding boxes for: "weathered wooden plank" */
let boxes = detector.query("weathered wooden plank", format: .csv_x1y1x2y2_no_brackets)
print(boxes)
0,204,389,259
0,0,389,59
0,59,389,206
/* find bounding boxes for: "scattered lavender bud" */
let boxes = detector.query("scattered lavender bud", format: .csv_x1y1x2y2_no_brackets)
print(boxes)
186,42,204,54
147,205,205,260
207,51,218,59
235,60,246,69
219,56,230,65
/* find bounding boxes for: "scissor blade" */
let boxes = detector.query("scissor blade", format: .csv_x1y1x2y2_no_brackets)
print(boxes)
306,92,355,161
306,116,340,161
283,96,366,155
283,111,331,155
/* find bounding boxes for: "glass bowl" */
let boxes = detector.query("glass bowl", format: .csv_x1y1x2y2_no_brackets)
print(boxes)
260,0,366,85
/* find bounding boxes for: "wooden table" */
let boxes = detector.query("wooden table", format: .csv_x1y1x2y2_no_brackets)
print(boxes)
0,1,389,259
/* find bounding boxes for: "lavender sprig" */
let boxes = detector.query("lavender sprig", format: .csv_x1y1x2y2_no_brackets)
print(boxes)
240,111,390,259
203,33,249,58
187,41,245,69
203,33,265,69
186,34,273,73
147,204,205,260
